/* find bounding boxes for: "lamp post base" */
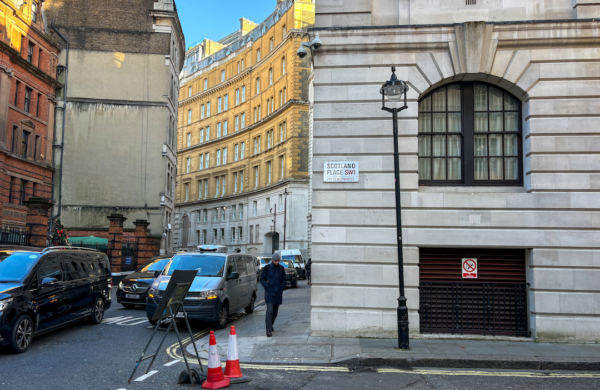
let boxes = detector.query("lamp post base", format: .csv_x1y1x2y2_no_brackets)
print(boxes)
397,296,409,350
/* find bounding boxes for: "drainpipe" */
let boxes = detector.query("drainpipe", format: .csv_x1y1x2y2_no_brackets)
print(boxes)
50,23,68,229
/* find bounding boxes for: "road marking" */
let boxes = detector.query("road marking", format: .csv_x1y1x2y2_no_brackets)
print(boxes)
134,370,158,382
164,360,181,366
102,316,148,326
378,369,600,379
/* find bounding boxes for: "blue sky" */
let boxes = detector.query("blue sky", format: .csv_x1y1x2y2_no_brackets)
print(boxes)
177,0,275,50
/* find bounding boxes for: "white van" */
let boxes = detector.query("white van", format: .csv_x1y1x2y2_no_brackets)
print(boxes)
277,249,306,279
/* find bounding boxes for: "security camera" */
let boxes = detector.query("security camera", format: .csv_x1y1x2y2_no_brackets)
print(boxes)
297,44,307,59
311,33,322,50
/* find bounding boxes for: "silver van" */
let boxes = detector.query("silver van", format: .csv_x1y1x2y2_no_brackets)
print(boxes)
146,252,257,329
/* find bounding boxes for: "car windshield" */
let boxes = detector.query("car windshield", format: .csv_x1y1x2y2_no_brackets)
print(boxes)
260,258,270,264
164,255,225,277
138,258,170,273
280,260,293,268
282,255,299,263
0,252,40,282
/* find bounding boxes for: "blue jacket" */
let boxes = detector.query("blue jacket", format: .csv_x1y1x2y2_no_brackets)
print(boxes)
260,262,286,305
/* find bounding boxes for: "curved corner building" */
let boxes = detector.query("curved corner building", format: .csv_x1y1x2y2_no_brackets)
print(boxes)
175,0,314,257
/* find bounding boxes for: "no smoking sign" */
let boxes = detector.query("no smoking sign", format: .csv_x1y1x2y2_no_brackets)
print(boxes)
462,258,477,278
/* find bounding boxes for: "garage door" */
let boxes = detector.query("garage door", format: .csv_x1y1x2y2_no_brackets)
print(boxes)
418,248,529,337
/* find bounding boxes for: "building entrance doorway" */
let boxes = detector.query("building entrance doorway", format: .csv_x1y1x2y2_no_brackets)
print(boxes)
418,248,529,337
264,232,279,253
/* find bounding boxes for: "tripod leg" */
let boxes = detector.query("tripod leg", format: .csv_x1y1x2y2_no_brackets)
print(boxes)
145,317,174,374
128,310,167,383
170,306,195,385
182,305,204,372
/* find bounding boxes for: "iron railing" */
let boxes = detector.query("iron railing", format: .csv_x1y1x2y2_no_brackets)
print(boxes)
419,282,530,337
0,227,31,246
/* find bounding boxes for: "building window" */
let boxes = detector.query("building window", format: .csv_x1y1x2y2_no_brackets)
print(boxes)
241,113,246,128
207,102,211,117
242,86,246,102
253,166,259,188
282,57,286,75
239,204,243,219
31,1,38,23
202,230,207,244
187,133,191,147
216,177,220,197
220,228,225,244
256,49,261,63
188,86,192,97
254,136,260,154
258,105,261,120
36,93,41,117
217,149,221,166
224,94,228,110
418,82,522,185
199,154,204,170
236,89,240,105
217,122,221,137
253,201,257,217
235,116,239,131
269,68,273,85
240,171,244,192
201,104,205,119
249,225,254,243
234,172,238,193
269,38,273,52
256,78,260,95
282,25,286,38
212,229,217,243
186,157,190,173
234,144,239,161
241,59,244,70
203,210,208,222
200,128,204,143
185,183,190,202
27,43,34,64
206,126,210,141
241,142,245,159
221,70,225,82
223,120,228,136
33,135,40,161
238,227,243,243
24,87,32,113
21,130,29,158
197,180,202,199
279,122,286,142
267,161,272,184
214,208,219,222
223,147,228,165
11,126,18,153
267,129,273,148
18,179,26,205
237,62,240,73
204,78,208,90
218,97,222,113
187,109,192,124
280,155,285,180
266,198,271,213
231,227,236,243
283,87,287,102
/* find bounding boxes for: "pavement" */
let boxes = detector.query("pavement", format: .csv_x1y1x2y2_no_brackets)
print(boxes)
188,282,600,371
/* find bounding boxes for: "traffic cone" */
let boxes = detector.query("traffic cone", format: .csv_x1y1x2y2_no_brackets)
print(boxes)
202,331,230,389
224,326,243,378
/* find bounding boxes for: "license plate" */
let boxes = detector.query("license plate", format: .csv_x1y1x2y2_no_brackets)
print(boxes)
126,294,140,299
176,312,185,318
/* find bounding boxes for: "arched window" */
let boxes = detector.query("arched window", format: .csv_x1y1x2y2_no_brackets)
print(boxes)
418,82,522,186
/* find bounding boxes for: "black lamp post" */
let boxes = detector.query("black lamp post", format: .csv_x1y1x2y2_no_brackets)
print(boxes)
380,66,410,350
283,188,288,250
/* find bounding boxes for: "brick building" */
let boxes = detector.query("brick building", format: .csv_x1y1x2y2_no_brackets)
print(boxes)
175,0,314,256
44,0,185,257
0,0,60,233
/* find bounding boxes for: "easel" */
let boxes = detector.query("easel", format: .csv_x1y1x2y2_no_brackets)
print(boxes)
128,270,204,384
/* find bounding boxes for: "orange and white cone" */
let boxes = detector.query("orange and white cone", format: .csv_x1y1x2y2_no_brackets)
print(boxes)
202,331,230,389
224,326,243,378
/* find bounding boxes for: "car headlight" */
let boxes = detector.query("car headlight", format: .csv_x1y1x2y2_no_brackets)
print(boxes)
118,281,123,290
148,288,158,298
199,290,218,300
0,298,13,312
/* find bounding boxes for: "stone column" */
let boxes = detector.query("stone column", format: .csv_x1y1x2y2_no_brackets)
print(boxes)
24,197,52,247
133,219,155,267
107,214,126,273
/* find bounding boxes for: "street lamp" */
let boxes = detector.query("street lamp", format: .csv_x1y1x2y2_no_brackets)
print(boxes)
380,66,410,350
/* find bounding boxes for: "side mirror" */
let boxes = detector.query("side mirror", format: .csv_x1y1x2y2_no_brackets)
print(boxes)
228,272,239,280
154,270,162,278
41,278,59,288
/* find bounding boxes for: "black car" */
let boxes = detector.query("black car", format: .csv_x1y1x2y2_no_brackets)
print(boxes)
279,260,298,288
0,246,112,353
116,255,170,308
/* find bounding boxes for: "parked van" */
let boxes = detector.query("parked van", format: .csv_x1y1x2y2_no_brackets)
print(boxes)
278,249,306,279
0,246,112,353
146,252,258,329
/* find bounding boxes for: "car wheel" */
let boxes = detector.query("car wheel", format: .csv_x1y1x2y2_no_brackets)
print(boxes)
89,297,105,324
245,295,256,314
292,278,298,288
214,303,229,329
9,314,34,354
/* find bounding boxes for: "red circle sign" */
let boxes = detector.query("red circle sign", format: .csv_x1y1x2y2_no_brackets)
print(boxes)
463,259,476,272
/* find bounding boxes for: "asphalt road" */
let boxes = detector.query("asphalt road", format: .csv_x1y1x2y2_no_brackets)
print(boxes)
1,282,599,390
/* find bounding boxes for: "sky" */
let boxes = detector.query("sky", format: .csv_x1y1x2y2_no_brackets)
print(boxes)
176,0,275,51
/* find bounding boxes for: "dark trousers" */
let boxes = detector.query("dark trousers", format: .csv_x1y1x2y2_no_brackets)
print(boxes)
265,303,279,332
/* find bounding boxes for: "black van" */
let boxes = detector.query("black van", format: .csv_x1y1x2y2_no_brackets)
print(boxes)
0,246,112,353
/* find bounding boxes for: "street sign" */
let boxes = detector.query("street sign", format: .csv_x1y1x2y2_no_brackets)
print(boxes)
125,256,132,265
323,161,359,182
462,258,477,278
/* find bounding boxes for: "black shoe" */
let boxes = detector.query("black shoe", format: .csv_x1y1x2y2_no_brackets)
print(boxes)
267,331,272,337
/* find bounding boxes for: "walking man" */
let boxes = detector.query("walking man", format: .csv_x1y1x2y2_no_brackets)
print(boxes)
306,258,312,285
260,252,286,337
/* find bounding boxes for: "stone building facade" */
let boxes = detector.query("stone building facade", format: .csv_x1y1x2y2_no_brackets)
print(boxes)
0,0,60,232
310,0,600,342
44,0,185,256
175,0,314,256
